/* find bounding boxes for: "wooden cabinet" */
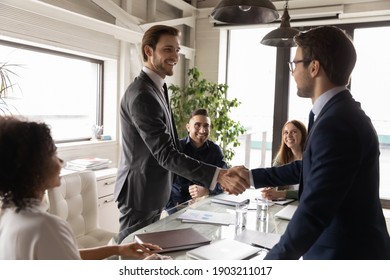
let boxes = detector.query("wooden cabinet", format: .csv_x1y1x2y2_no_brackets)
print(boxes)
95,168,120,233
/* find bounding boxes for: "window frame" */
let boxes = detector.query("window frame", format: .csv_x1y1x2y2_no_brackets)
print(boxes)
0,39,104,143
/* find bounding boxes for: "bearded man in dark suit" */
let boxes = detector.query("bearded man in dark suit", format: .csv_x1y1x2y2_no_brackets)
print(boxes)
114,25,249,233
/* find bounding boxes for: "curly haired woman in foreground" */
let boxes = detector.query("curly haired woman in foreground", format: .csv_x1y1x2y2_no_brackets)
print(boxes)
0,116,167,260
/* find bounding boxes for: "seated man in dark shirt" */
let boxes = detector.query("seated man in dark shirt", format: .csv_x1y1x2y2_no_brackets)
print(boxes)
166,108,227,211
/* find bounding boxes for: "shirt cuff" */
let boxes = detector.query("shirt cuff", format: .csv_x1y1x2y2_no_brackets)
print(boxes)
209,167,221,191
250,170,254,187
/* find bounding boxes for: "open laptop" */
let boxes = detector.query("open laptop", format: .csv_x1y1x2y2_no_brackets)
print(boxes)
235,229,281,250
186,239,261,260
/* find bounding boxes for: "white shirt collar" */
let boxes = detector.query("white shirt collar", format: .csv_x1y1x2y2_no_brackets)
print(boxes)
143,66,165,91
312,86,347,118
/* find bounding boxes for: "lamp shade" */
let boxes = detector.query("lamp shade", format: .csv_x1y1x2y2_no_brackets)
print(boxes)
211,0,279,24
261,5,299,47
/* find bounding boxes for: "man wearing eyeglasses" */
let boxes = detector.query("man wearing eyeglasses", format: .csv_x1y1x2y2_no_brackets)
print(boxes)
235,26,390,259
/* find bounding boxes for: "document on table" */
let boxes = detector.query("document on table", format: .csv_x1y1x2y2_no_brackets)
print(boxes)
177,209,235,225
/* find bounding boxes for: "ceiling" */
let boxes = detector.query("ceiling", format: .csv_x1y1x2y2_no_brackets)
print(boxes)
194,0,390,26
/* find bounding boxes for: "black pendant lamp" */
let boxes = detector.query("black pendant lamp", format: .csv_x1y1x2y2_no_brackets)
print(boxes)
211,0,279,24
261,1,299,47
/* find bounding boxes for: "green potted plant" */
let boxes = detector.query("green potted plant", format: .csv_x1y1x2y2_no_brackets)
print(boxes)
169,67,246,163
0,62,21,115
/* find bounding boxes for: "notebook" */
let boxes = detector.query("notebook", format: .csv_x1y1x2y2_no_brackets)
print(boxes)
211,193,250,206
235,229,281,250
134,228,211,253
186,239,261,260
274,204,298,220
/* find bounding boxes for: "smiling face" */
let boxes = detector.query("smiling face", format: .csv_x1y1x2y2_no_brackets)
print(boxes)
283,122,303,152
186,114,211,148
144,34,180,78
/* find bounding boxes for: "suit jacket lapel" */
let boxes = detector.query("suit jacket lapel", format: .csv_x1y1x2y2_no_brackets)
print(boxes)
139,71,180,149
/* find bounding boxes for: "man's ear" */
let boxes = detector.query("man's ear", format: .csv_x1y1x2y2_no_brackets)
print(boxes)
310,60,320,77
144,45,153,58
186,123,190,132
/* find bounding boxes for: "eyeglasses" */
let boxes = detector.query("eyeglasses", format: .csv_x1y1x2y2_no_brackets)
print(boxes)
288,60,310,72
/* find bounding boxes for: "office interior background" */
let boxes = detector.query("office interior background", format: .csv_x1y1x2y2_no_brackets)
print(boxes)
1,0,389,208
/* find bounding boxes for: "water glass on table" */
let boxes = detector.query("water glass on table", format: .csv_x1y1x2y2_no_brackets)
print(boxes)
235,203,249,228
256,198,269,221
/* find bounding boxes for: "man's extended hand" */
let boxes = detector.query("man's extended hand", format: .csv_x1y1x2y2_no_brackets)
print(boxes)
217,165,250,195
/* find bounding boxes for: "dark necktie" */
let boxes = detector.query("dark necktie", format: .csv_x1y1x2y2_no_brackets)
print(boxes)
308,110,315,132
163,83,170,109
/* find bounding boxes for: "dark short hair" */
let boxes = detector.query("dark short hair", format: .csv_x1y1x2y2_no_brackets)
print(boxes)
294,26,357,86
189,108,209,121
141,25,180,62
0,116,56,211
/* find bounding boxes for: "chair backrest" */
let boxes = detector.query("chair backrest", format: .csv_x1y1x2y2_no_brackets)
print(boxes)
47,171,99,238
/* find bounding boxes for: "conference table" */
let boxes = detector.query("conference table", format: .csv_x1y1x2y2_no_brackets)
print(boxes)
120,188,295,260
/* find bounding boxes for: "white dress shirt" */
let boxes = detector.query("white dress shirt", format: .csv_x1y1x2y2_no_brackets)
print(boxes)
0,199,80,260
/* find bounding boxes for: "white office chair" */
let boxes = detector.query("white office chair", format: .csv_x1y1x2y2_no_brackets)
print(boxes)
47,171,116,249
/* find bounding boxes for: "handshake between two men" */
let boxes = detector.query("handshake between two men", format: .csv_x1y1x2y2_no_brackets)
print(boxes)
217,165,251,195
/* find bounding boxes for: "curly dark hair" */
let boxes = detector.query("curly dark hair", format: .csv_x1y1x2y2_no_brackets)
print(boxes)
0,116,56,211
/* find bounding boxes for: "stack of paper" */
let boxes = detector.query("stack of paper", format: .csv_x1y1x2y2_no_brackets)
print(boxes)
177,209,235,225
65,157,112,171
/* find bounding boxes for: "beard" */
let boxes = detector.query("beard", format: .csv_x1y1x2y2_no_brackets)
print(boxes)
296,75,314,99
152,57,174,77
297,88,311,98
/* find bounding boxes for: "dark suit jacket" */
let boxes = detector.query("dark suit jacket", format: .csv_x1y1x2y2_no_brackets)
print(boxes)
114,71,216,211
254,90,390,259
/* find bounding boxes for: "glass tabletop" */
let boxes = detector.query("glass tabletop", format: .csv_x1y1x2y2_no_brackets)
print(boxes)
120,189,295,260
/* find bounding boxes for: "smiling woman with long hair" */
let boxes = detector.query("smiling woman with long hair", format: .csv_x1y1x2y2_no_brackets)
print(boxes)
262,120,307,201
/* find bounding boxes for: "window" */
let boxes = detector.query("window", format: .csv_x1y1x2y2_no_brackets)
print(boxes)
227,28,276,168
352,25,390,199
0,40,103,143
228,22,390,203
